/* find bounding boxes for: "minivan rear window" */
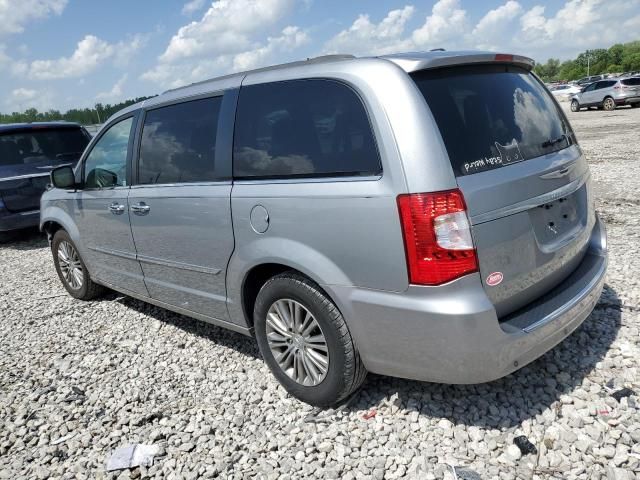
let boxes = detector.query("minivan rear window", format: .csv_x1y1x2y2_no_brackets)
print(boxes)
411,65,575,176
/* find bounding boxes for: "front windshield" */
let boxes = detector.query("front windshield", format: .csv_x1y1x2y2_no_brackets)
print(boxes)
0,128,90,168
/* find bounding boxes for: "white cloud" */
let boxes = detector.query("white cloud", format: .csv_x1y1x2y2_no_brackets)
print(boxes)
160,0,295,62
182,0,206,16
471,1,523,49
96,74,128,101
233,25,309,71
26,34,146,80
412,0,468,47
140,0,640,93
518,0,640,57
143,0,307,89
520,5,546,32
0,0,67,36
322,0,640,63
324,6,415,55
10,88,37,102
4,87,55,111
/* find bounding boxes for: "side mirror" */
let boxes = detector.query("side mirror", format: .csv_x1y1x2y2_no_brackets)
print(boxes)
50,165,77,189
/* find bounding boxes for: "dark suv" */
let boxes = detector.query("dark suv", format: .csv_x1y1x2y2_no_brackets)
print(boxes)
0,122,90,239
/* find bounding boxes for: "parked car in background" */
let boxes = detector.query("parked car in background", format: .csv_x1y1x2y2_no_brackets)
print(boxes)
576,75,605,86
0,122,90,239
42,51,607,406
571,77,640,111
549,84,582,99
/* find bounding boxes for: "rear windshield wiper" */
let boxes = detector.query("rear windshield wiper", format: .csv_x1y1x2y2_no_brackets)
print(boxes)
541,134,569,149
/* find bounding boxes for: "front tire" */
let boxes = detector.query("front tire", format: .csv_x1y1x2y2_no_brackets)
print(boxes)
603,97,616,111
52,230,103,300
254,272,367,407
570,100,580,112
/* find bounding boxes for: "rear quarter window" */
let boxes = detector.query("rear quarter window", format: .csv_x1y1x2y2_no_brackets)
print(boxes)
411,65,575,176
233,79,381,179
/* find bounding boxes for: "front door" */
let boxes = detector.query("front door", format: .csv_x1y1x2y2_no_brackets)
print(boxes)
580,82,598,105
75,115,148,296
128,95,234,321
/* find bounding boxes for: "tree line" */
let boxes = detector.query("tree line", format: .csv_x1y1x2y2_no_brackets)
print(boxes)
0,96,156,125
534,40,640,82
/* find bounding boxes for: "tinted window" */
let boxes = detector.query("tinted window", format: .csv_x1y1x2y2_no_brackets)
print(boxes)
583,83,596,92
233,79,381,179
138,97,222,184
596,81,616,89
622,78,640,86
0,128,89,167
411,65,575,176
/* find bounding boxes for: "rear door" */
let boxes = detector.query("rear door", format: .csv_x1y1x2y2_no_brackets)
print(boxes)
412,64,595,317
593,80,617,103
579,82,597,105
75,114,148,296
128,93,235,321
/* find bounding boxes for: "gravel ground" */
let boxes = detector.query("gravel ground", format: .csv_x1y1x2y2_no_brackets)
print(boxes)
1,104,639,480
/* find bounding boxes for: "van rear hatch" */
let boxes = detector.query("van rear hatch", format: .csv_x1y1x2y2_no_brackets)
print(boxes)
411,62,595,317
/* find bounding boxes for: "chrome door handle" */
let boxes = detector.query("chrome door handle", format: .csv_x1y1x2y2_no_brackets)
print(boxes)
108,203,125,215
130,202,151,215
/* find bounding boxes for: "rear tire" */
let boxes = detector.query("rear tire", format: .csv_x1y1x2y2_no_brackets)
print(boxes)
52,230,104,300
254,272,367,407
603,97,616,111
570,100,580,112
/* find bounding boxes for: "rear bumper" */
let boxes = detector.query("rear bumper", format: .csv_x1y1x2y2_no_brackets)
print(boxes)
615,96,640,105
329,214,607,384
0,207,40,232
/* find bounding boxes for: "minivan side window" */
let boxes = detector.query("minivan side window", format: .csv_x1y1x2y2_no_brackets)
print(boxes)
83,116,133,189
233,79,381,179
138,96,223,184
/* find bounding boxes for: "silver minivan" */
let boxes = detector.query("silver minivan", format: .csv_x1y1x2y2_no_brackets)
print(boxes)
41,51,607,406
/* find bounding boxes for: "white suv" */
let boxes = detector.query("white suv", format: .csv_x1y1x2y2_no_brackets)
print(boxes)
571,77,640,111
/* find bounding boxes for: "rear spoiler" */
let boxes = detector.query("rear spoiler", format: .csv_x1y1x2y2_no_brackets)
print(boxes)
381,52,536,73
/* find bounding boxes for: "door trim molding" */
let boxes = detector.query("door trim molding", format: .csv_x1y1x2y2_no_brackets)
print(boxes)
137,254,221,275
88,246,221,275
88,246,137,261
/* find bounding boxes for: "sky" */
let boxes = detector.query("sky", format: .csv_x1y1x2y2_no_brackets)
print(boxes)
0,0,639,113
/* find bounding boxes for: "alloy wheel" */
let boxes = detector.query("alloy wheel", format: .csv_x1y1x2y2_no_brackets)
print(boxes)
57,241,84,290
265,299,329,386
604,98,615,111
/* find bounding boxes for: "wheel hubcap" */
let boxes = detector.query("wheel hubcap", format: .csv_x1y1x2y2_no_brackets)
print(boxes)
265,299,329,386
57,241,84,290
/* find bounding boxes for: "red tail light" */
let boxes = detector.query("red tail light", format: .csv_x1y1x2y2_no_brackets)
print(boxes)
397,189,478,286
494,53,514,62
